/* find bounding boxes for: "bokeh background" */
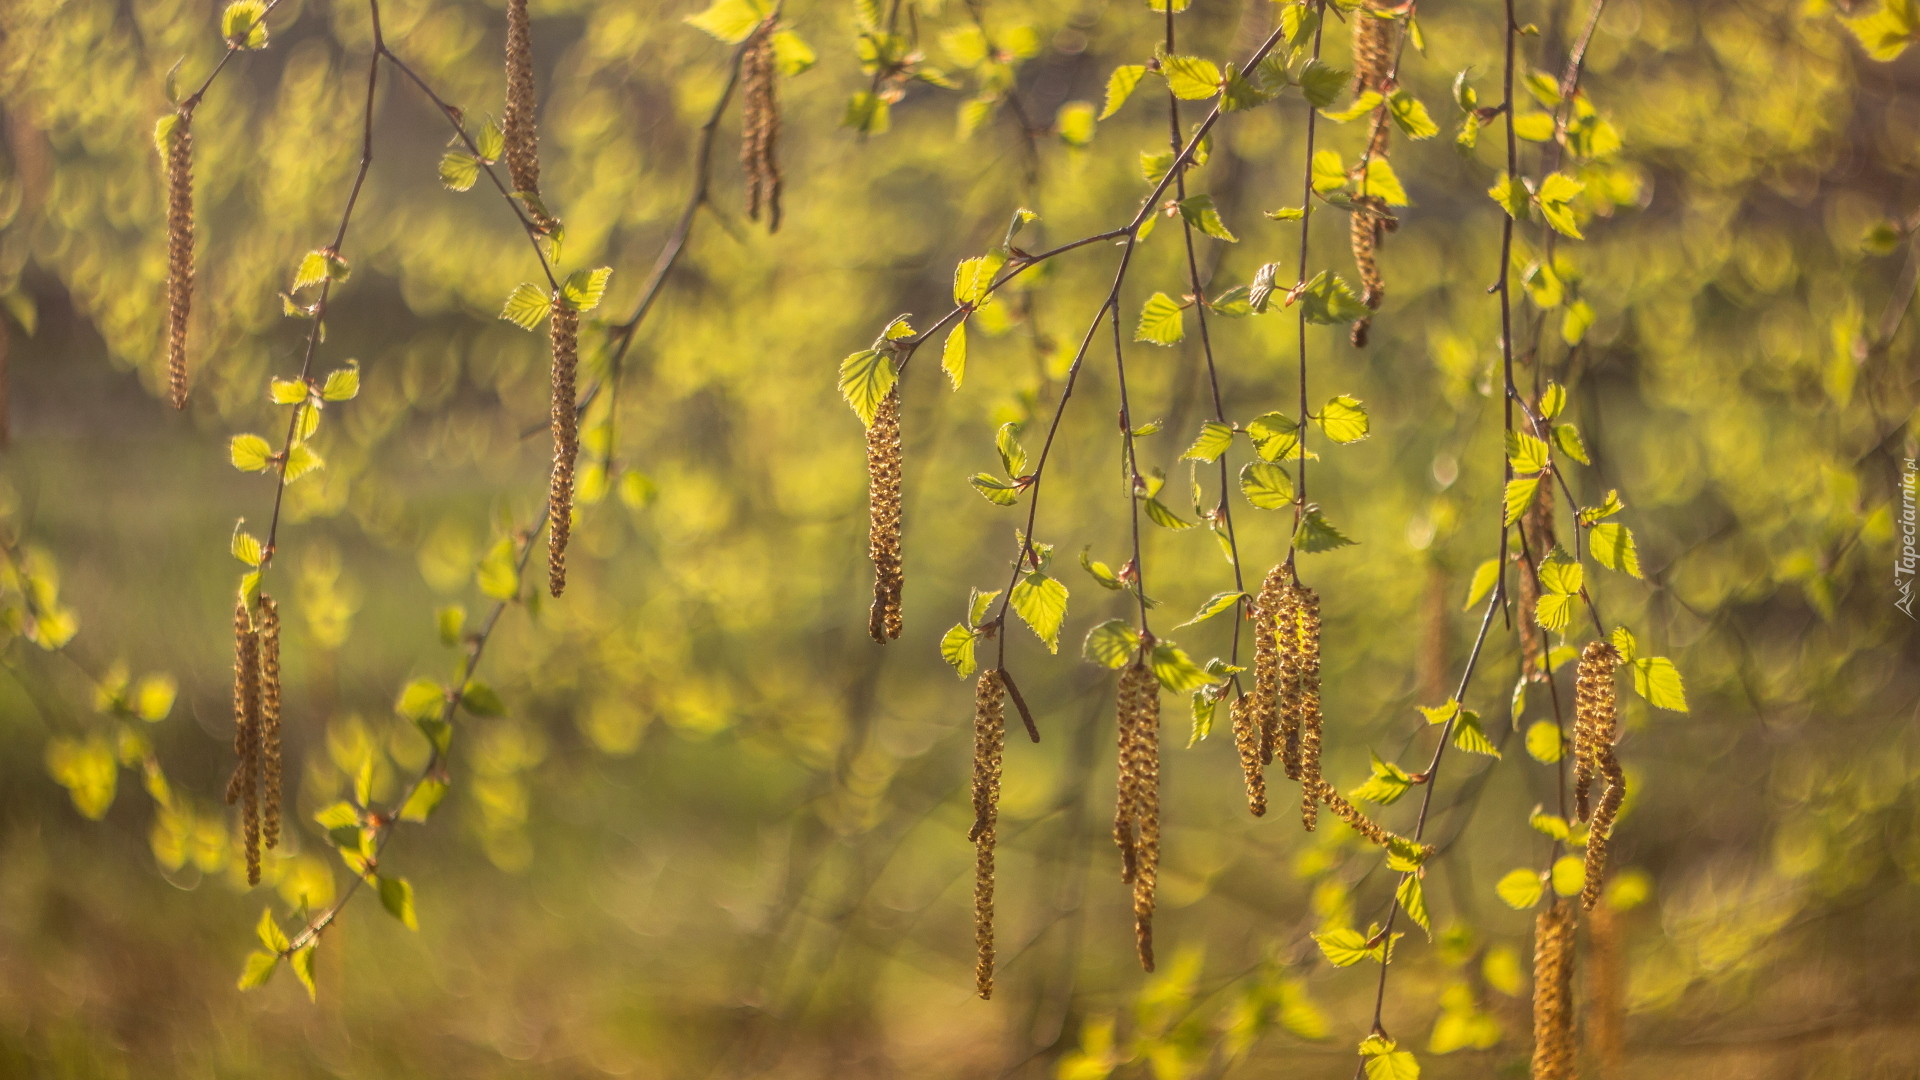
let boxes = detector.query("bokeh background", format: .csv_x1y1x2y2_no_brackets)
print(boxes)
0,0,1917,1076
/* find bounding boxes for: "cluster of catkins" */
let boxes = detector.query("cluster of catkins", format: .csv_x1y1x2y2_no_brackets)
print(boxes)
1347,2,1401,348
228,596,283,886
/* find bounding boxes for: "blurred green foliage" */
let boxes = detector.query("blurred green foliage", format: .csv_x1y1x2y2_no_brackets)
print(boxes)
0,0,1916,1076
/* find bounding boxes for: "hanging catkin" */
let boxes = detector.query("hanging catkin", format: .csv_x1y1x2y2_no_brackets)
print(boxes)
1309,780,1432,859
1588,902,1626,1078
866,388,903,642
1531,900,1576,1080
258,594,283,851
1275,583,1307,780
227,600,263,886
547,304,579,597
1113,661,1160,971
740,20,783,233
969,669,1005,999
1229,696,1266,817
1290,585,1324,830
1251,563,1287,769
1348,3,1397,348
502,0,541,200
1573,640,1619,822
163,112,194,409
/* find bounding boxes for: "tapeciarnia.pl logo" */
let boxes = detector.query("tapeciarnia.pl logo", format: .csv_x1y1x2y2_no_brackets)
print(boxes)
1899,458,1917,619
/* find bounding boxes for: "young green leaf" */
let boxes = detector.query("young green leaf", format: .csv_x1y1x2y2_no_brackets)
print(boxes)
837,349,897,427
1011,572,1069,652
1590,522,1641,578
1160,54,1222,100
1396,874,1431,937
1149,640,1210,694
237,950,279,990
1503,476,1541,526
1632,656,1687,712
1297,60,1351,108
1537,545,1584,596
1310,149,1348,193
1387,89,1438,138
1551,855,1585,897
1298,272,1371,324
320,362,360,402
969,473,1022,506
1174,591,1245,629
1317,395,1369,444
1355,158,1408,206
942,320,967,389
562,267,613,312
231,522,264,567
684,0,770,43
1294,507,1356,552
1239,461,1295,509
1506,430,1550,473
1056,101,1096,147
1495,868,1544,910
995,422,1027,478
941,623,978,677
1143,498,1194,530
499,283,552,330
1525,720,1563,763
1248,411,1303,462
1135,292,1187,345
1312,928,1374,967
256,908,290,952
290,946,317,1001
229,434,272,472
378,875,419,930
953,251,1008,306
1178,194,1238,242
1101,64,1147,119
1083,618,1141,669
1319,91,1382,124
1463,559,1500,610
1451,710,1501,758
1182,420,1235,463
439,151,480,192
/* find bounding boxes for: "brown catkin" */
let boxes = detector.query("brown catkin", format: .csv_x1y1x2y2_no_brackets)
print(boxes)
1291,586,1323,830
1588,902,1627,1078
227,600,263,886
1584,748,1626,911
1229,696,1266,817
866,388,903,642
547,305,579,597
164,113,194,409
1574,640,1620,823
502,0,541,200
970,669,1005,999
1348,3,1398,349
1275,584,1307,780
1121,664,1161,972
1251,563,1289,769
740,20,783,233
1531,900,1577,1080
1309,780,1432,859
258,594,282,851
